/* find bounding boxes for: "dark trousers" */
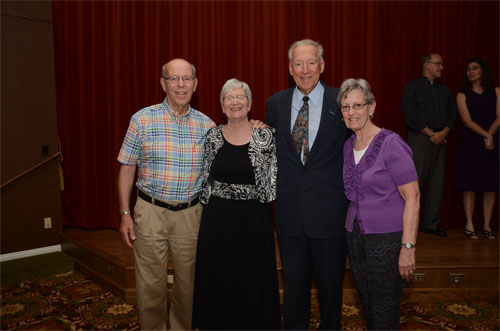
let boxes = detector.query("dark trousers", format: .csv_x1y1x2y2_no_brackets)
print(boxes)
407,130,447,230
277,231,347,330
346,220,404,330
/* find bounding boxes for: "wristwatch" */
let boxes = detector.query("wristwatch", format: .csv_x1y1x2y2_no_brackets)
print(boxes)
402,242,416,249
120,210,131,215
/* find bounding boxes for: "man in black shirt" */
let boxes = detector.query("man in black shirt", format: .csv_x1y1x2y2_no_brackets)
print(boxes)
402,53,457,237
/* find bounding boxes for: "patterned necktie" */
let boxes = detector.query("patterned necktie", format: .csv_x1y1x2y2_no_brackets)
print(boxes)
292,96,310,162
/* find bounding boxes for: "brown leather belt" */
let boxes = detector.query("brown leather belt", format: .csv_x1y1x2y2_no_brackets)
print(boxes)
138,190,199,211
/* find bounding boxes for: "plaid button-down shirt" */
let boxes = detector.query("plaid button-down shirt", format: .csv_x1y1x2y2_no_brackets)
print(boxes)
118,98,215,202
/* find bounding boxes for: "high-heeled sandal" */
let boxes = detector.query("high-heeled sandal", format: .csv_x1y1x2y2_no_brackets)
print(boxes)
483,229,496,240
464,229,479,239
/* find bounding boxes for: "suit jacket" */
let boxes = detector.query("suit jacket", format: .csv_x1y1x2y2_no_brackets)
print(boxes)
265,82,350,239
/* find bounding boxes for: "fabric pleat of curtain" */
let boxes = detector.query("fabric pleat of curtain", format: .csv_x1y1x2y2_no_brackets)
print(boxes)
52,0,499,229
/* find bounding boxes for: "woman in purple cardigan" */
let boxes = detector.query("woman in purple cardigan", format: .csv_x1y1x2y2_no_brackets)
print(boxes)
338,78,420,330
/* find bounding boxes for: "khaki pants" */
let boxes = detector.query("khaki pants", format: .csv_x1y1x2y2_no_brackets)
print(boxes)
133,197,203,330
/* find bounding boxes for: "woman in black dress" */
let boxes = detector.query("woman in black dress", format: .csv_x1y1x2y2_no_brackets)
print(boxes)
192,78,281,330
454,58,499,239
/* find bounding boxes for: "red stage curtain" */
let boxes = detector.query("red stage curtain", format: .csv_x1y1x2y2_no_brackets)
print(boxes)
52,1,499,229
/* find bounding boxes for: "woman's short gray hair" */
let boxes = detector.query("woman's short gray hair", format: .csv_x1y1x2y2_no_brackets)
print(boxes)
337,78,375,106
220,78,252,104
288,39,324,63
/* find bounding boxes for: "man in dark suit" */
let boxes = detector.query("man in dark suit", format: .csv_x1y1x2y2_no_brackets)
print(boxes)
265,39,350,330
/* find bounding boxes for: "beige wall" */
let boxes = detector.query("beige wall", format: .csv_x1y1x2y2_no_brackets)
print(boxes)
1,0,62,254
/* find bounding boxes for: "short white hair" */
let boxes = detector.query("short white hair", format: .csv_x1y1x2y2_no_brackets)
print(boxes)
220,78,252,104
288,39,324,63
337,78,375,106
162,63,196,78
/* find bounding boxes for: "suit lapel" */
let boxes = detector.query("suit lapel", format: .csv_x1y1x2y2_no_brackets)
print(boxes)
316,85,338,140
281,88,303,164
308,84,340,163
282,84,341,165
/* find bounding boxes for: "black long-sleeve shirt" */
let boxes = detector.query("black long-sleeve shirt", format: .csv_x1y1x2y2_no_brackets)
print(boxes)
402,76,457,132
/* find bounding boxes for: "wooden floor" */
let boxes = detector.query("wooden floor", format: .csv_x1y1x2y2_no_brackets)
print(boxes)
61,227,499,303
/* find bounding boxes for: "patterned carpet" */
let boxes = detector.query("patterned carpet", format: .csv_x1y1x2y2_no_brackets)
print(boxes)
1,271,139,330
311,301,499,330
1,271,498,330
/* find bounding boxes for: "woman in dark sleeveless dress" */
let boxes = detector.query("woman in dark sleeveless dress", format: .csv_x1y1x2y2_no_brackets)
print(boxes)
192,79,281,330
454,58,499,239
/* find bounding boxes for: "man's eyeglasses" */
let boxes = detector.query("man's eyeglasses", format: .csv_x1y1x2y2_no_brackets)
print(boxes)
340,103,367,112
427,61,444,67
162,76,195,83
223,95,248,102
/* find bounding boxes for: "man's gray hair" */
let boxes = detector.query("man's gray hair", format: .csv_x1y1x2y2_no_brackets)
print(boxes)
162,63,197,78
337,78,375,106
288,39,324,63
220,78,252,104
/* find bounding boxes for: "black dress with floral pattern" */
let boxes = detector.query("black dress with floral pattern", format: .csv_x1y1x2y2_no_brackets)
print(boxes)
192,126,281,330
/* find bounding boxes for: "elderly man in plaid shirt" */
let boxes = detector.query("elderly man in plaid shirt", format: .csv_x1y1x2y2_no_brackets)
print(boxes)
117,58,214,331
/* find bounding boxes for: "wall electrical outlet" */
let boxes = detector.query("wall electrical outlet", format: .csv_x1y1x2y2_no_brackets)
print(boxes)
44,217,52,229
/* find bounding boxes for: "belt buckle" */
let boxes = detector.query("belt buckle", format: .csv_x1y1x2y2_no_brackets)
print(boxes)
170,202,182,211
168,197,197,211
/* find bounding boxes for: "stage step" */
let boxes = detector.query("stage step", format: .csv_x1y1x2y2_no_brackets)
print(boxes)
61,228,499,303
61,228,141,303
